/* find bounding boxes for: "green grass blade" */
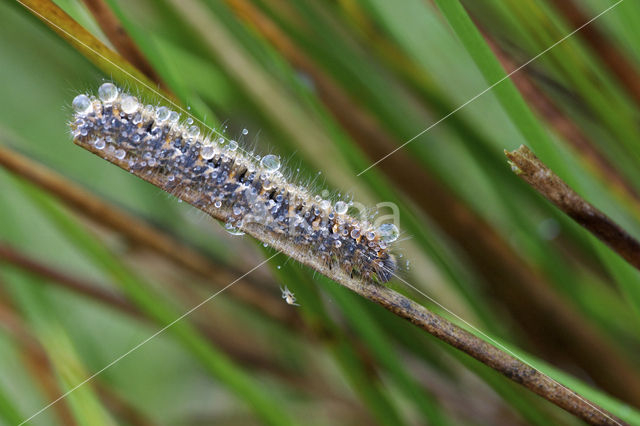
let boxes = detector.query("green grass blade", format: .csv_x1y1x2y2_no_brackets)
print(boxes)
18,180,293,426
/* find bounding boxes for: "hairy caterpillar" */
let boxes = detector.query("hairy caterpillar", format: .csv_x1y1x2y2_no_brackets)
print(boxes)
69,83,399,283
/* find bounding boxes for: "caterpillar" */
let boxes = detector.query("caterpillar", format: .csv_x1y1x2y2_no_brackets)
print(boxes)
69,83,399,283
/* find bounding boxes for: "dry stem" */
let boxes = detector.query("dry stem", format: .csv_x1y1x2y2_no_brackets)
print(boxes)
506,145,640,272
74,127,624,425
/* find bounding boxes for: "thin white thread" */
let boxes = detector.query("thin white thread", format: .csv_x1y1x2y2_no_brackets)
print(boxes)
391,272,622,425
357,0,624,176
18,252,280,426
18,0,624,424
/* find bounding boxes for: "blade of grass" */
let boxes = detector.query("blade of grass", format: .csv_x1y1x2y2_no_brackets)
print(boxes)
0,382,25,425
346,0,640,362
17,0,163,102
17,180,293,426
363,299,568,425
1,268,117,426
79,0,167,88
321,278,449,425
266,256,407,426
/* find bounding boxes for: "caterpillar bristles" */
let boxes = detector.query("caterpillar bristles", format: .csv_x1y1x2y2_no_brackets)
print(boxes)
69,83,399,283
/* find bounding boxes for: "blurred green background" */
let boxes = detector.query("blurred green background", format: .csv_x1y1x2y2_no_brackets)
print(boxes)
1,0,640,424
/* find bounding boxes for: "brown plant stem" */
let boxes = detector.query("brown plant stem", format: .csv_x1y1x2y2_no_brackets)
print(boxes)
75,109,623,426
0,145,294,326
505,145,640,272
0,243,135,314
226,0,640,409
80,0,168,91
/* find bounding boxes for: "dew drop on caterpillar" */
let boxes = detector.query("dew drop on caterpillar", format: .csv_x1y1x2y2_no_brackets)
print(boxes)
69,83,399,283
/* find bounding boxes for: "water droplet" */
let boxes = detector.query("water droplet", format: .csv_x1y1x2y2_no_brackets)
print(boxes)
201,144,215,160
214,200,222,208
72,94,92,115
94,139,106,150
242,128,248,135
334,201,348,215
378,223,399,243
321,189,330,198
260,155,280,172
168,111,180,123
156,106,170,123
225,223,245,236
186,117,194,125
115,149,126,160
120,96,139,114
228,140,238,151
188,125,200,138
350,229,360,239
98,83,118,103
365,231,375,241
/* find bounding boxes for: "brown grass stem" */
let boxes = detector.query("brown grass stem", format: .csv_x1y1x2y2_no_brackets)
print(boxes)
506,145,640,272
76,122,623,426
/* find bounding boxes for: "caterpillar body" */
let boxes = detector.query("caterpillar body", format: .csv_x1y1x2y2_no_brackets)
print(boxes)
69,83,398,283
